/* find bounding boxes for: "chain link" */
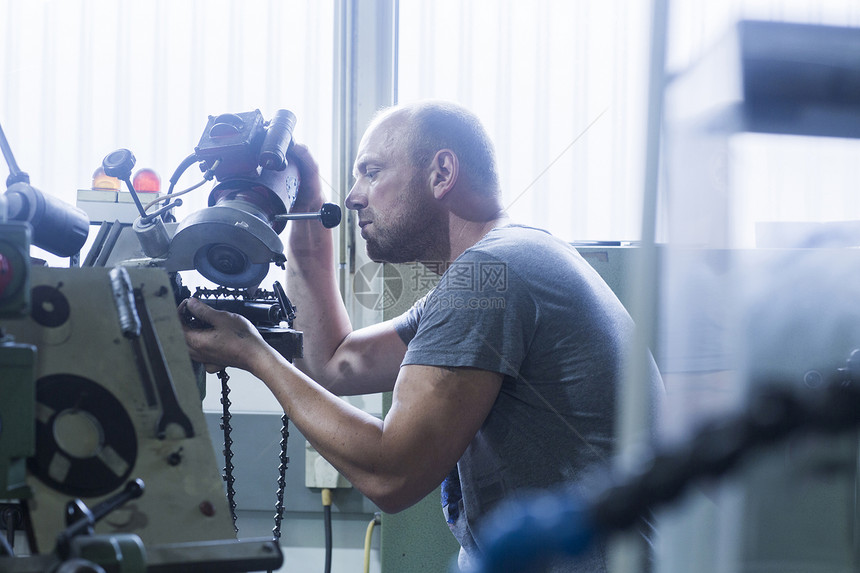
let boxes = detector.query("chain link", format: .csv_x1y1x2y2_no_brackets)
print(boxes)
194,285,277,301
218,369,238,533
218,368,290,539
273,414,290,540
212,286,292,539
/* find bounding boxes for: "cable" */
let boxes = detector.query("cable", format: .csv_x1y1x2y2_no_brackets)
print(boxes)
364,513,381,573
322,488,332,573
142,177,208,212
144,157,220,216
165,152,201,197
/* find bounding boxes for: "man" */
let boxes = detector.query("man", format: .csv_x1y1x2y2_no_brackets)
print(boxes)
181,101,662,571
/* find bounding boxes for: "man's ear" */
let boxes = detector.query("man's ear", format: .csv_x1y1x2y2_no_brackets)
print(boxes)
430,150,458,200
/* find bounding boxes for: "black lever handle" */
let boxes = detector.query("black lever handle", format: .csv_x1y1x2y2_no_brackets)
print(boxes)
57,479,145,557
275,202,342,228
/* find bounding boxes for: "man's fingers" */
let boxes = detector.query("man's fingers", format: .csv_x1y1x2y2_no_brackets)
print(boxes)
205,363,226,374
177,299,189,322
183,297,221,326
291,143,315,169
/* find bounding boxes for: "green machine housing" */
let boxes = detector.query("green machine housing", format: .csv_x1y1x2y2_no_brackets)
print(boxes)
0,221,36,499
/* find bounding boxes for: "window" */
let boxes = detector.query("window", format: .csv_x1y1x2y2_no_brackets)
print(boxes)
0,0,334,261
397,0,652,242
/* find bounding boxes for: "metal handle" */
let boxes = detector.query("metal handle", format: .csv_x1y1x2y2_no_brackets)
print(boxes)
274,202,342,229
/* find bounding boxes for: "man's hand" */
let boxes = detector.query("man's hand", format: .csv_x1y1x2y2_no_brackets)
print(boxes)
289,143,326,213
178,297,272,375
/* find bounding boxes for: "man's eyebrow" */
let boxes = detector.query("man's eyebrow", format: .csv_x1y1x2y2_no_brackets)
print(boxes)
353,156,382,178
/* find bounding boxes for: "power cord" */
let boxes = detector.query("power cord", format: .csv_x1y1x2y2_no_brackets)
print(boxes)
322,488,332,573
364,513,381,573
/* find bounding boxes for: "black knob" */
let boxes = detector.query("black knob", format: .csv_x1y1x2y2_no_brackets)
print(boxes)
103,149,137,179
319,202,342,229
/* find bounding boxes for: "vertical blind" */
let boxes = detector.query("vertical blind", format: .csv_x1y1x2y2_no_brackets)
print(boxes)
0,0,334,233
398,0,652,243
3,1,860,249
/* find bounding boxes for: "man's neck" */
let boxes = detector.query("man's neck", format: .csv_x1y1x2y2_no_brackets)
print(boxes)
425,213,510,273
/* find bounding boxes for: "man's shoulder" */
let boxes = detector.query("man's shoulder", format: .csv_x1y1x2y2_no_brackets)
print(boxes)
458,224,581,275
482,222,554,243
433,224,577,303
464,224,564,258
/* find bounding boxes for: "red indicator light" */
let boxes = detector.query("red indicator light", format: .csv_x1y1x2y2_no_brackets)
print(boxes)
133,168,161,193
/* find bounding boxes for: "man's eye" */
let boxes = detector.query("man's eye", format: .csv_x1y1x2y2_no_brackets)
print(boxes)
366,170,379,180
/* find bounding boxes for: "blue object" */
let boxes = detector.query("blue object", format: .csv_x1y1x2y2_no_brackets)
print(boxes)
470,490,596,573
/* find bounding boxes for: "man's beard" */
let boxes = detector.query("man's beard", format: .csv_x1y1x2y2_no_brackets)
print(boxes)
364,173,449,264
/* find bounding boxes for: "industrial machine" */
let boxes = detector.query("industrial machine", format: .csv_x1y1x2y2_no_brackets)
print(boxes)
0,109,340,572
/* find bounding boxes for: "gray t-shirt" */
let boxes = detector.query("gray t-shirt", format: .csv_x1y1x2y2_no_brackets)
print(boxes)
393,224,662,572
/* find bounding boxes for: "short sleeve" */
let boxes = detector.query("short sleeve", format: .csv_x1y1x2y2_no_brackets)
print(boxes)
392,294,426,346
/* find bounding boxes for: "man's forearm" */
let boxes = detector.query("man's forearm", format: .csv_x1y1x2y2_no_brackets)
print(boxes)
286,218,353,386
250,353,486,515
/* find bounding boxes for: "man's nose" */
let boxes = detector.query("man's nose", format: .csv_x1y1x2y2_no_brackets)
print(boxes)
345,182,366,211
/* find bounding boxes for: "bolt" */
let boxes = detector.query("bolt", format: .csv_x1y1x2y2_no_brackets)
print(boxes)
167,449,183,466
199,501,216,517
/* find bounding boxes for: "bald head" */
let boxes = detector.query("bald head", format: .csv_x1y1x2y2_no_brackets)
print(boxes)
370,101,502,200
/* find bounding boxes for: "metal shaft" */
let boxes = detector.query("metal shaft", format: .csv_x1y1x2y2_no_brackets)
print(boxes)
0,121,28,185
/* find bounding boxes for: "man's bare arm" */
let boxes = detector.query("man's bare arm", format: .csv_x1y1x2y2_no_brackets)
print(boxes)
286,144,403,394
256,357,503,513
181,300,503,513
